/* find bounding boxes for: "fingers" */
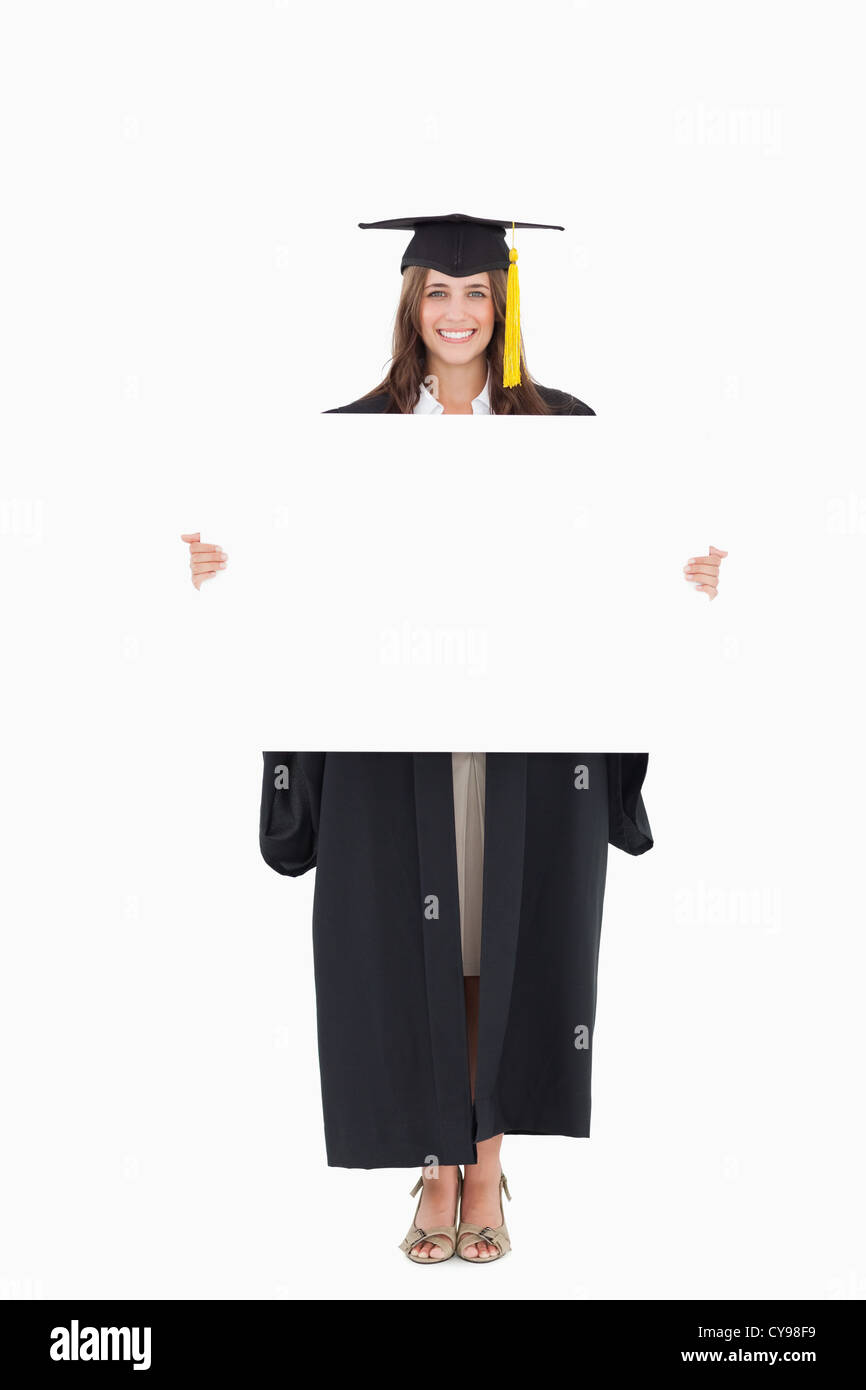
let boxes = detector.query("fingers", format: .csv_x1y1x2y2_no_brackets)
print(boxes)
684,554,723,572
683,548,725,600
190,561,224,581
190,547,223,564
183,535,228,590
190,552,227,575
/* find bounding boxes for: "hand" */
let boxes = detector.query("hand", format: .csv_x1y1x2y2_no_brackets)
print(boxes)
683,545,728,600
180,532,228,590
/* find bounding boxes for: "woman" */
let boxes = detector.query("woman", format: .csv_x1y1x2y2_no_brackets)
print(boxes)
260,751,653,1262
179,213,729,592
325,212,595,416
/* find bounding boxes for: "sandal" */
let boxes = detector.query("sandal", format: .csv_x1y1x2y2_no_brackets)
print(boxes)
399,1169,463,1263
456,1171,512,1262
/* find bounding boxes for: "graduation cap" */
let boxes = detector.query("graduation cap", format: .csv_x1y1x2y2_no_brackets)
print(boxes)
359,213,565,388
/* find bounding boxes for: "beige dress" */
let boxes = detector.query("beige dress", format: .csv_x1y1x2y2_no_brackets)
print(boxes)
451,753,486,976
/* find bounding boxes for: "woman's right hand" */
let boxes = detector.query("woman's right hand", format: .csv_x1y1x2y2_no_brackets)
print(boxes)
180,532,228,590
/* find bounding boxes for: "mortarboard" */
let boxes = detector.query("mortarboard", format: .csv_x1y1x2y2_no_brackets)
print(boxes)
359,213,564,388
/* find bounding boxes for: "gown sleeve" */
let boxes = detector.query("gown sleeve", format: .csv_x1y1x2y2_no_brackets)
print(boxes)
259,752,324,875
607,754,653,855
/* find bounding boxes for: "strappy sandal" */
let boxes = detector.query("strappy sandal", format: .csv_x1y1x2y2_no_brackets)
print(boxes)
399,1169,463,1264
456,1171,512,1262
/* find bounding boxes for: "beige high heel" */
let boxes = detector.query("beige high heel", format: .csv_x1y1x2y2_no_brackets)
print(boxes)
456,1171,512,1262
399,1169,463,1263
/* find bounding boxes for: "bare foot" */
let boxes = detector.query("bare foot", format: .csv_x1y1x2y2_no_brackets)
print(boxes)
408,1165,460,1260
460,1163,505,1260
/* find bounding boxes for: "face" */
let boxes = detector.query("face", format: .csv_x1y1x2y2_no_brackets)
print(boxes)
418,269,495,365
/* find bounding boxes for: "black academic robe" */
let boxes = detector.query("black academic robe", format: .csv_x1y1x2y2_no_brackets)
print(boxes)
260,752,651,1169
325,384,595,415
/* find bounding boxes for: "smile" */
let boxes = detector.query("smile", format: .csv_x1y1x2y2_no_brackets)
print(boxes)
436,328,477,342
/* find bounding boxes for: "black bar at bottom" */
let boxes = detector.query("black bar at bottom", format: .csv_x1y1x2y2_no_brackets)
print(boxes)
0,1299,860,1375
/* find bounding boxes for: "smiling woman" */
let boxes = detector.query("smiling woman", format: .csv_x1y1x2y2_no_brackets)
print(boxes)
325,213,595,415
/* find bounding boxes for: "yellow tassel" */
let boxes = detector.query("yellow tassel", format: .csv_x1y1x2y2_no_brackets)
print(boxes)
503,240,521,388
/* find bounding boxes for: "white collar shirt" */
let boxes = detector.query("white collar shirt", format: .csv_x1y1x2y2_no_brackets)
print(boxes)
413,370,492,415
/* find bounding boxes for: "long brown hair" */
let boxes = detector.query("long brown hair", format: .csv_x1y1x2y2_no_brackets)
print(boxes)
363,266,552,414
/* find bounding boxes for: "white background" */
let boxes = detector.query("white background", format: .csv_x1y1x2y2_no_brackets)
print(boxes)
1,0,865,1300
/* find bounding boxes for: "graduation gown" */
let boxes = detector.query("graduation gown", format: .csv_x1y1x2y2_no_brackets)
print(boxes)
260,752,651,1168
325,384,595,415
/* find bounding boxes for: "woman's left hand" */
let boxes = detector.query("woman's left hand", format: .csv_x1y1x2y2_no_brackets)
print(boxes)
683,545,728,600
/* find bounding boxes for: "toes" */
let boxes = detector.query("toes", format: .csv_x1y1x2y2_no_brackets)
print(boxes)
411,1238,451,1260
473,1241,496,1259
463,1242,479,1259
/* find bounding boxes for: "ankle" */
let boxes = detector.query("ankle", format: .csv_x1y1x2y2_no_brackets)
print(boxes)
463,1161,502,1184
422,1165,459,1190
